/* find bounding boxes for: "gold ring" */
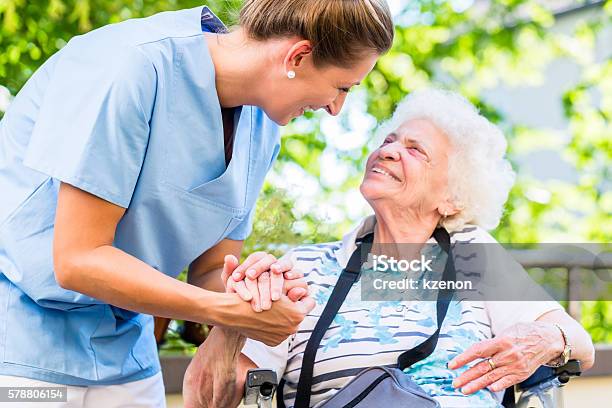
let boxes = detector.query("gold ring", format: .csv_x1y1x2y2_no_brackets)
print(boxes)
487,358,496,371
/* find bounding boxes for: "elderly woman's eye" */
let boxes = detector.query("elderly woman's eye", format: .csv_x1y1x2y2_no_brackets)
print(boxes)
408,146,427,158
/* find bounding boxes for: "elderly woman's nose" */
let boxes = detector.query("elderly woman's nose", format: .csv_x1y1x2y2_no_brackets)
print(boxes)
379,142,401,160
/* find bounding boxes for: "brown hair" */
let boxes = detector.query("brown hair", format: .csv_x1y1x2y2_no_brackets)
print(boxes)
239,0,394,67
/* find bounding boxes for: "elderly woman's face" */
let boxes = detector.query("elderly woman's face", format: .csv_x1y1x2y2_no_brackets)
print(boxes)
360,119,451,215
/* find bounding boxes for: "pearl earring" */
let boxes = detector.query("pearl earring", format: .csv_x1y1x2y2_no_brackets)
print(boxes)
443,210,448,218
287,70,296,79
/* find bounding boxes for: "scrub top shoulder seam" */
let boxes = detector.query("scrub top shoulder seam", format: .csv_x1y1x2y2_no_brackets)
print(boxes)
133,32,206,48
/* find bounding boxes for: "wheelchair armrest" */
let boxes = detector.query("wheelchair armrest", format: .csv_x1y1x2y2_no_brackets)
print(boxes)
516,360,582,391
243,368,278,407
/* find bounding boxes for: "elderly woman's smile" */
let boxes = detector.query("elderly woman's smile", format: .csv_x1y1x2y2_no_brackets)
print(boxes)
370,164,402,182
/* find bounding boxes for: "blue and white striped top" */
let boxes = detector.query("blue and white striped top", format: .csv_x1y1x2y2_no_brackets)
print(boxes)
242,216,562,407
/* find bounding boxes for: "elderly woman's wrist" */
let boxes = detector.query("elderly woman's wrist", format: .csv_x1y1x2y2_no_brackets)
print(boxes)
216,326,246,348
544,322,567,362
210,326,246,367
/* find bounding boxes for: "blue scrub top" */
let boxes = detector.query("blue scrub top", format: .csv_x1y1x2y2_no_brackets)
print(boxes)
0,6,280,385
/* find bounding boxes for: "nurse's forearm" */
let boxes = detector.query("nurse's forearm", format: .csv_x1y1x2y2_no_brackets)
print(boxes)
55,244,311,346
55,244,235,325
53,182,310,346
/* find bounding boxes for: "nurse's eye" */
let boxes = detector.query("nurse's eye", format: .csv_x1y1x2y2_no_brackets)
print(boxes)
339,86,352,93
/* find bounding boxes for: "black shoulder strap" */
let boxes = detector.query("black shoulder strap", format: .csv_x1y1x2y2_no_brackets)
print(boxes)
397,228,455,370
293,229,455,408
502,387,516,408
293,233,374,408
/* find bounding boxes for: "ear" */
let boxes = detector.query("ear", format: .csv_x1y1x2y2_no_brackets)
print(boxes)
438,199,460,218
283,40,313,72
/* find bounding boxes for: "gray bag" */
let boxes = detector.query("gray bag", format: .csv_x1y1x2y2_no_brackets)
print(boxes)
315,366,440,408
286,228,455,408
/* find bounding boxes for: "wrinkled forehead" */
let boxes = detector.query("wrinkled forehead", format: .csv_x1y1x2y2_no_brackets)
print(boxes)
394,118,447,141
374,118,450,152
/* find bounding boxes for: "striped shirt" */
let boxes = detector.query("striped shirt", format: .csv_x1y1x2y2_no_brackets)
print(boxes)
242,216,562,407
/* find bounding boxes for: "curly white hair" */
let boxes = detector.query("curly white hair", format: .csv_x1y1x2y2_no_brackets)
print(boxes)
375,88,516,231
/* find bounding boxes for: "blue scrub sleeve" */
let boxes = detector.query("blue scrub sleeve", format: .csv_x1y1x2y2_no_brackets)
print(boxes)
227,206,256,241
227,142,281,240
23,41,156,208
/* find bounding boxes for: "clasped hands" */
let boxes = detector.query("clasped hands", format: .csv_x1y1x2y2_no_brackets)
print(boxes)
183,252,310,408
220,251,309,312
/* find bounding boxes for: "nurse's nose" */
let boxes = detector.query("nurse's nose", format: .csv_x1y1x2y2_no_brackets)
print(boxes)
326,92,348,116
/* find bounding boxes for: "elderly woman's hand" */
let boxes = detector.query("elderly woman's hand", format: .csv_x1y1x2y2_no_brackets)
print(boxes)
221,253,308,312
449,321,565,394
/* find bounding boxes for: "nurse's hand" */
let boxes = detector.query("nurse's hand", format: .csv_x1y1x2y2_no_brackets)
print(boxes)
228,251,281,281
222,254,308,312
227,293,315,346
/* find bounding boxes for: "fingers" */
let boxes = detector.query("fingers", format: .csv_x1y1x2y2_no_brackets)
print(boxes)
456,364,509,394
245,253,278,279
228,279,252,301
296,296,316,314
284,278,308,292
221,255,239,287
269,259,292,300
488,375,522,392
244,277,261,312
232,252,278,281
458,363,523,395
284,269,303,280
451,336,533,394
287,287,307,302
270,269,284,301
452,358,504,393
258,272,272,311
231,252,267,281
448,337,504,369
282,272,308,301
271,258,292,275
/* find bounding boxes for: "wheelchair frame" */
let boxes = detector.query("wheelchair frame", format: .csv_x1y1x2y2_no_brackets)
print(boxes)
243,360,582,408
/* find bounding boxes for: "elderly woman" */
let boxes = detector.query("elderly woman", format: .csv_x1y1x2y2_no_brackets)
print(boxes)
188,89,595,408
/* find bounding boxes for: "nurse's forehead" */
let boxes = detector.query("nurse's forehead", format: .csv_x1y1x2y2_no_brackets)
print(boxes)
322,63,366,84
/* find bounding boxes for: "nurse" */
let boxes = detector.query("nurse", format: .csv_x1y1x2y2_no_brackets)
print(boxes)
0,1,394,407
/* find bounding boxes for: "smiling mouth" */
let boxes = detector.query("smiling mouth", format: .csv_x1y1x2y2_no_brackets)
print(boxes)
371,166,402,182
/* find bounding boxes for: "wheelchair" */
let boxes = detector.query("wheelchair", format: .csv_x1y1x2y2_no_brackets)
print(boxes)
242,360,582,408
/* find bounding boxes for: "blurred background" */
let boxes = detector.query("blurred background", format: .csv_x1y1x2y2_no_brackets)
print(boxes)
1,0,610,404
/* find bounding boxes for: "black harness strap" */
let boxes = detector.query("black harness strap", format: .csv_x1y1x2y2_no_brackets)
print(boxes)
397,228,455,370
292,233,374,408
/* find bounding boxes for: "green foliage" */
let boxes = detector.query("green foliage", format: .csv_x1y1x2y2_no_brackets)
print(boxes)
0,0,241,94
582,301,612,343
243,185,340,258
158,320,199,356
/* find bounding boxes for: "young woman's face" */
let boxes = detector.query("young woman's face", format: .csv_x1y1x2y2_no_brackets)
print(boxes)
264,52,379,125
